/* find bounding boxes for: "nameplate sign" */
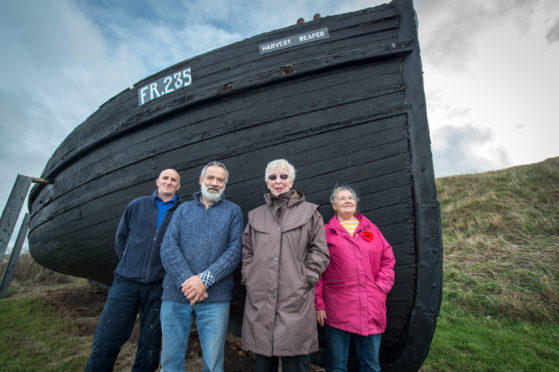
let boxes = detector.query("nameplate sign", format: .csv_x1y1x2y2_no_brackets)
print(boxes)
259,27,330,55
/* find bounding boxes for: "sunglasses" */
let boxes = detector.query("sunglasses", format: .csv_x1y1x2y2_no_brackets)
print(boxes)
268,174,289,181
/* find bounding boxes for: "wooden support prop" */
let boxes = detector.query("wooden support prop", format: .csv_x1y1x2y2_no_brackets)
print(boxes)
32,178,51,185
0,175,33,258
0,213,30,298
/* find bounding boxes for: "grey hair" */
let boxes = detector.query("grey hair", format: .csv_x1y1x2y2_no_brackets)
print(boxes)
201,161,229,183
330,185,360,204
265,159,296,182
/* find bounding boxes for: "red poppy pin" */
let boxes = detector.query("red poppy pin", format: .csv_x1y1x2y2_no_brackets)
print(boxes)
362,231,374,242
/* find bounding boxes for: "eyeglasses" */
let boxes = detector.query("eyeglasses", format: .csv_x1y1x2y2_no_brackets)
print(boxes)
268,174,289,181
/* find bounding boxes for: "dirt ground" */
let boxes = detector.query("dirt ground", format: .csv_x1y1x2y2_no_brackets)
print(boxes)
42,282,324,371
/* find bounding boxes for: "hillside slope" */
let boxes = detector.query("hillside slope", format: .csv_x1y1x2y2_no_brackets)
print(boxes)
436,156,559,322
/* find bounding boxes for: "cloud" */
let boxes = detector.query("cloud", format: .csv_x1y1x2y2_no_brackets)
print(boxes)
0,0,142,208
75,0,243,75
421,0,559,175
546,18,559,43
431,124,510,177
417,0,542,71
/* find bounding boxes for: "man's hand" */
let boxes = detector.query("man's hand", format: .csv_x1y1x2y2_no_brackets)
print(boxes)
181,276,208,305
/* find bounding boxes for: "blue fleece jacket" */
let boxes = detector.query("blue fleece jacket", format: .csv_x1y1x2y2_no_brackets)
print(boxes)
160,192,243,303
114,190,180,283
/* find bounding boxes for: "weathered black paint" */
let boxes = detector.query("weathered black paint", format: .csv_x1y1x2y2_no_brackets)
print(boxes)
27,1,441,370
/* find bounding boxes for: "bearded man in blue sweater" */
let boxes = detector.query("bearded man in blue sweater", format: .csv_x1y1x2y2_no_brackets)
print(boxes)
160,161,243,372
85,169,181,372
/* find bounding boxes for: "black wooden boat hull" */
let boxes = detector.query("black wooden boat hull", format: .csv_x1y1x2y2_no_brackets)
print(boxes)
28,1,442,370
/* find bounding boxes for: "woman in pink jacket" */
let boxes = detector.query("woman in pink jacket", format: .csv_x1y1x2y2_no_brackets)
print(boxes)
315,185,395,372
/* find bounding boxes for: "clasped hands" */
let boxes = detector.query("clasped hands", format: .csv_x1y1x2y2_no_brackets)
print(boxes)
181,275,208,305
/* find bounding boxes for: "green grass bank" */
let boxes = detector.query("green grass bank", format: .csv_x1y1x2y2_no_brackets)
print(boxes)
423,157,559,371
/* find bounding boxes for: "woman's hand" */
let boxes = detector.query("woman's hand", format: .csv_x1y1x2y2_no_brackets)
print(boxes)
316,309,327,327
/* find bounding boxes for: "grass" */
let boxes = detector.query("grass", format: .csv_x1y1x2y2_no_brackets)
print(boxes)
422,157,559,371
422,304,559,371
0,292,91,371
0,255,141,371
0,256,93,370
2,253,71,295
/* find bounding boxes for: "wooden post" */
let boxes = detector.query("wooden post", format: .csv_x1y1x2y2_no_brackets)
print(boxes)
0,175,33,258
0,213,30,298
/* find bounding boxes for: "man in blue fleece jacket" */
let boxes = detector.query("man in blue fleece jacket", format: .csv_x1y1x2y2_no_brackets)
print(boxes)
85,169,181,372
160,161,243,372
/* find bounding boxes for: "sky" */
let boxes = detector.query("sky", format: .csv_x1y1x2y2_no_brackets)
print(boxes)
1,0,558,235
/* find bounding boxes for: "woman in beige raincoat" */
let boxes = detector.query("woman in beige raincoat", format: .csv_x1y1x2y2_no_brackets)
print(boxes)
241,159,330,372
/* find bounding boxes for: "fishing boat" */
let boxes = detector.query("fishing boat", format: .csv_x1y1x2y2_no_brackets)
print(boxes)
28,0,442,370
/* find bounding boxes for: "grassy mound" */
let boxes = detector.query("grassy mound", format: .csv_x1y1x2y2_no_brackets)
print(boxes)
423,157,559,371
437,157,559,322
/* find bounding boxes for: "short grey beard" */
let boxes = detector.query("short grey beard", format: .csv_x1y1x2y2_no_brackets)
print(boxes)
201,184,224,202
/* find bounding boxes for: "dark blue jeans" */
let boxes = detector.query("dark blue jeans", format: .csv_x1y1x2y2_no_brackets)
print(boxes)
84,275,163,372
325,324,381,372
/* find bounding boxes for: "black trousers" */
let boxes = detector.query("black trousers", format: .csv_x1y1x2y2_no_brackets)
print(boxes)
255,353,311,372
85,276,163,372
